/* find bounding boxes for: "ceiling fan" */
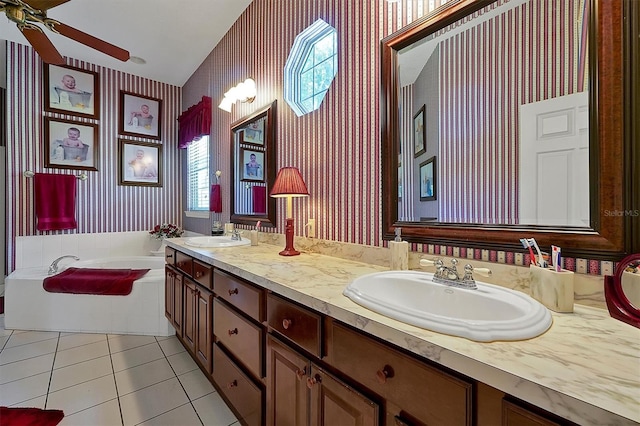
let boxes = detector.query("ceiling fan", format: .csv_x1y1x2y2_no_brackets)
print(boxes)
0,0,129,64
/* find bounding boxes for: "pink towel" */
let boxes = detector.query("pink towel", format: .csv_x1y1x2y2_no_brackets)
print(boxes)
43,268,150,295
34,173,77,231
210,184,222,212
252,186,266,214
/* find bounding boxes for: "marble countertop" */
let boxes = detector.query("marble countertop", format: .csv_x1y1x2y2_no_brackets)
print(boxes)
165,239,640,425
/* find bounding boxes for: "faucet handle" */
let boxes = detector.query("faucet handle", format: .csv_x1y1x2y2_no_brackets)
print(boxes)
419,258,436,267
473,267,492,277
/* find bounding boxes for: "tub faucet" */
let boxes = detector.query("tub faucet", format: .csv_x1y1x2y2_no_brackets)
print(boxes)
48,255,80,275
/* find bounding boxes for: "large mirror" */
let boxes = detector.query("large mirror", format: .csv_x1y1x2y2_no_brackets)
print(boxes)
381,0,634,258
231,101,277,227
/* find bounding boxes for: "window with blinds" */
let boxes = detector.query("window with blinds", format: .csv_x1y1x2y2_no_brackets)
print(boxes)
187,136,210,211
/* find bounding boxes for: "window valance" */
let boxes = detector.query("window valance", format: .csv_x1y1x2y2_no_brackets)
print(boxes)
178,96,212,148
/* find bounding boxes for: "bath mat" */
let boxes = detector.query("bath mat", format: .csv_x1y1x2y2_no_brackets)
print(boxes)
0,406,64,425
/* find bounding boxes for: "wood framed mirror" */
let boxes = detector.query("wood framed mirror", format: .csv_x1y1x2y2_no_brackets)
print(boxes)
230,101,277,227
381,0,636,259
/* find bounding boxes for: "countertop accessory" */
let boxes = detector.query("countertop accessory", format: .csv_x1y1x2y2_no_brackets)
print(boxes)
530,264,574,313
604,252,640,329
270,167,309,256
389,227,408,270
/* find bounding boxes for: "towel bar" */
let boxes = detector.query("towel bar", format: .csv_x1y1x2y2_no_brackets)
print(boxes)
24,170,88,181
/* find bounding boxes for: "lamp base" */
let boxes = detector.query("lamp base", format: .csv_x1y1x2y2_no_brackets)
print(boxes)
279,218,300,256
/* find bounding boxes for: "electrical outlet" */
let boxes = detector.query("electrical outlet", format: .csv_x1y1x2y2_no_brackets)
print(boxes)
307,219,316,238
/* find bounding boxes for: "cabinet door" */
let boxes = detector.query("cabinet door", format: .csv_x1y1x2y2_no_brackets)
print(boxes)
183,279,197,353
173,272,183,337
164,267,175,324
266,335,310,426
308,363,379,426
196,287,213,374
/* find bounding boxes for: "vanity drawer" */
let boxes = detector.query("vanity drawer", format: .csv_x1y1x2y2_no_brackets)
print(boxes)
214,269,264,321
214,298,263,378
193,259,213,290
267,293,322,358
213,344,263,426
327,320,472,426
164,247,176,266
175,251,193,276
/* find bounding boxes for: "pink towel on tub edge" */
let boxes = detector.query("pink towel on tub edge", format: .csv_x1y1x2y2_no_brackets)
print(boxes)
43,268,150,295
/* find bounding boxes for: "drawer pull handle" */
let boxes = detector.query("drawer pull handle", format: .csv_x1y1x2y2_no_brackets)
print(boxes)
165,254,173,259
228,328,238,336
195,271,202,278
376,365,394,384
295,368,306,380
227,380,238,389
282,318,293,330
306,375,321,389
228,288,239,295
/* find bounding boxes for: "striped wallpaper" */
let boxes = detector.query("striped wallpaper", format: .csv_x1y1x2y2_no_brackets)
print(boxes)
6,43,182,271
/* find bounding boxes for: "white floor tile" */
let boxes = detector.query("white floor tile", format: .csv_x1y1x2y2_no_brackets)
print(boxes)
57,333,107,351
10,394,47,409
166,351,199,376
110,342,164,373
138,402,202,426
119,377,189,426
47,375,118,416
0,352,55,385
192,392,238,426
155,334,175,342
158,336,185,357
54,340,110,369
0,335,10,349
178,369,215,401
58,398,123,426
3,330,59,348
50,355,113,392
115,358,175,396
108,334,158,354
0,338,58,365
0,371,51,406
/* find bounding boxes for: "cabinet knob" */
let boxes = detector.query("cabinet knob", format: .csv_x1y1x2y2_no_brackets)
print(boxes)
394,416,411,426
306,374,321,389
295,368,306,380
282,318,293,330
195,271,202,278
228,288,239,296
376,365,394,384
227,380,237,389
228,328,238,336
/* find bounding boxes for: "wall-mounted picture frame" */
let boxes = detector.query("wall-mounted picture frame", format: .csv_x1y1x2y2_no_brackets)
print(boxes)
242,117,265,146
119,91,162,140
118,139,163,187
44,64,99,119
44,117,99,171
413,104,426,157
240,148,265,182
419,156,437,201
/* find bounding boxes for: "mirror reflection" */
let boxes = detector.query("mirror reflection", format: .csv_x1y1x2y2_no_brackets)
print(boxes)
397,0,590,227
231,101,277,227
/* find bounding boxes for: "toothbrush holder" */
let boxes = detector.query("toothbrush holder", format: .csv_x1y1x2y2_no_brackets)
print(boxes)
529,265,574,313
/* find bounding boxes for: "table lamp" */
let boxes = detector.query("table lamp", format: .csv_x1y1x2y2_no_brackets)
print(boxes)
270,167,309,256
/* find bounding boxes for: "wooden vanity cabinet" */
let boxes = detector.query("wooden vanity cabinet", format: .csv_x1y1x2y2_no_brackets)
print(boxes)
164,265,183,338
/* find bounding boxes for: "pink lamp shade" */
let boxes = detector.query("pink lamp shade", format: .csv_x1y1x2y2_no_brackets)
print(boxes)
270,167,309,256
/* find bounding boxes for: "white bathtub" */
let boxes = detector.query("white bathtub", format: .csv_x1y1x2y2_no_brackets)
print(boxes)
4,256,174,336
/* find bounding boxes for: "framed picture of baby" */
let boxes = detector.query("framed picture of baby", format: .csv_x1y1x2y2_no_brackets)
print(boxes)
44,64,100,119
44,117,99,171
118,139,163,187
119,91,162,140
240,148,265,182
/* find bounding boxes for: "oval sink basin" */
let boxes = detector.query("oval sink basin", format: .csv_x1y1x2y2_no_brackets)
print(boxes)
184,236,251,248
343,271,552,342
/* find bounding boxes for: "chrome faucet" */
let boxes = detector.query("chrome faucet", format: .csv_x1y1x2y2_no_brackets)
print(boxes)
230,229,243,241
420,258,492,290
48,255,80,275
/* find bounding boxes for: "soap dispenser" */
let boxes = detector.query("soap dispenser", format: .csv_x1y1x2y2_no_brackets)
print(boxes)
389,227,409,270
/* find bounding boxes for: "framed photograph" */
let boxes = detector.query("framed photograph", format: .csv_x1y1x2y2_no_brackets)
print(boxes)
419,156,437,201
240,148,265,182
242,117,265,146
413,104,426,157
44,64,99,119
44,117,99,171
119,91,162,140
118,139,163,187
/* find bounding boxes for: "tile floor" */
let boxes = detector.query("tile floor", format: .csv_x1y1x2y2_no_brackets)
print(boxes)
0,315,239,425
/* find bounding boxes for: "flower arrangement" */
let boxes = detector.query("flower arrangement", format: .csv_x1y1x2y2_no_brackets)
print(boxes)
149,223,184,239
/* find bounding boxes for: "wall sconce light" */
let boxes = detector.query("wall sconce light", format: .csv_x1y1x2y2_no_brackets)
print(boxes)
270,167,310,256
218,78,257,112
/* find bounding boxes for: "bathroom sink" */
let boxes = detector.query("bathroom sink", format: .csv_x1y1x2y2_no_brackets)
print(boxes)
343,271,552,342
184,236,251,248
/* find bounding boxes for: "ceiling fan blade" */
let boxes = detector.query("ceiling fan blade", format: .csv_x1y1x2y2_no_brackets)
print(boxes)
23,0,71,12
55,22,130,62
20,27,64,64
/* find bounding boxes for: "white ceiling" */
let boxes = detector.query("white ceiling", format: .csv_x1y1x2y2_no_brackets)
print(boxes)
0,0,253,86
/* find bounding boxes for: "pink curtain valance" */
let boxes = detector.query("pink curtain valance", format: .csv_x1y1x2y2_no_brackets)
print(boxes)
178,96,212,148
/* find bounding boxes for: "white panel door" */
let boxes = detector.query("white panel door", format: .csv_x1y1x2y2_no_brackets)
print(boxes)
519,92,589,226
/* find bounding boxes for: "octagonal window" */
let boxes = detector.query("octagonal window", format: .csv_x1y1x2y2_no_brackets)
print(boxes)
284,19,338,117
